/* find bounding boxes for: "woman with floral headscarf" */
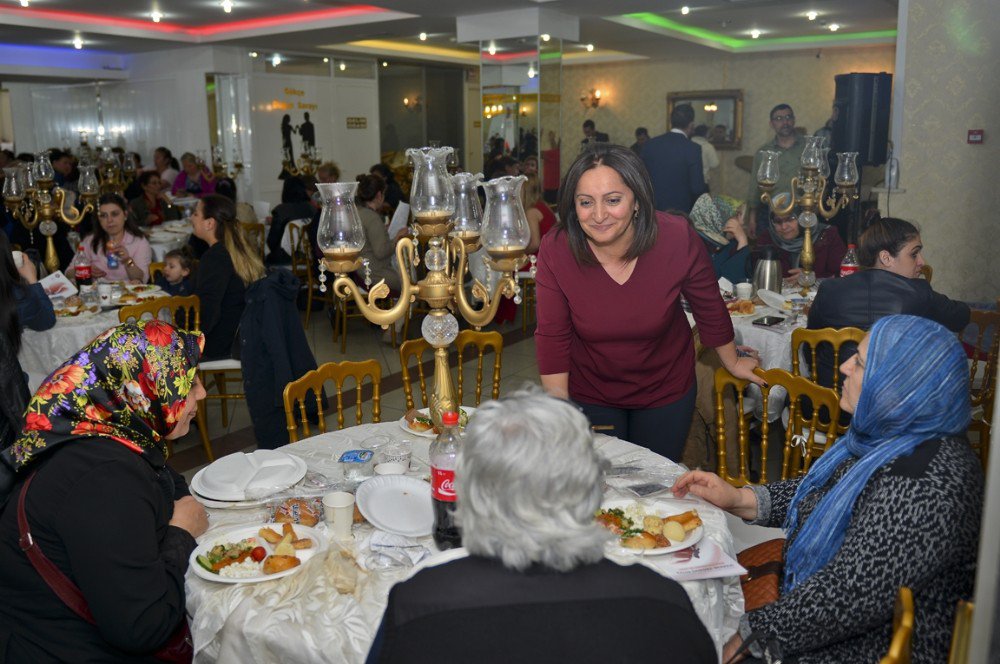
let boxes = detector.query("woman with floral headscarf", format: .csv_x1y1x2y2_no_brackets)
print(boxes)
0,320,208,662
673,315,983,662
687,193,751,284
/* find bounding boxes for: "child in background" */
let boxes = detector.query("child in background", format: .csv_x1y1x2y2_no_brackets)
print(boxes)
155,247,195,296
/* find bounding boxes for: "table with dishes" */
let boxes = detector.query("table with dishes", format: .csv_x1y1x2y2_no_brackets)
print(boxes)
185,418,746,663
148,218,194,262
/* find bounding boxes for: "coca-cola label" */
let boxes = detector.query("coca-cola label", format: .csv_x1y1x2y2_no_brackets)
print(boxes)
75,264,92,280
840,265,858,278
431,467,456,502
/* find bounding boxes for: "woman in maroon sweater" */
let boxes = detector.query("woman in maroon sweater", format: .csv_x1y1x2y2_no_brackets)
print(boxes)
535,144,762,460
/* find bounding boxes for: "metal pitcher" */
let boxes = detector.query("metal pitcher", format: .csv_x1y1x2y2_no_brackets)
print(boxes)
753,246,782,294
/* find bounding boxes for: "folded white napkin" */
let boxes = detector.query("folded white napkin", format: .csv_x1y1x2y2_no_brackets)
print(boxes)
362,531,430,568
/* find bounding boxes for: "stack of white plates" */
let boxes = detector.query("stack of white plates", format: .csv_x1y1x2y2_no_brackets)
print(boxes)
355,475,433,537
191,450,307,506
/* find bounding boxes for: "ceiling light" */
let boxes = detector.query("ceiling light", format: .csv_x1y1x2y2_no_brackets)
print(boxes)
19,0,29,6
487,41,496,55
829,23,840,31
419,32,427,41
382,61,388,67
586,43,594,52
72,34,83,49
807,11,818,20
527,63,536,78
271,53,281,67
541,34,550,42
339,62,346,71
221,0,233,13
322,57,329,63
151,11,162,22
249,51,258,58
750,29,760,39
681,6,690,14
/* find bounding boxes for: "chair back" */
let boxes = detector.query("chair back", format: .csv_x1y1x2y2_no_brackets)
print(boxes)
714,366,841,486
791,326,865,434
947,600,974,664
919,263,933,284
119,295,200,331
455,330,503,406
240,222,266,260
966,309,999,467
880,586,914,664
288,223,312,284
282,360,381,442
399,337,432,411
149,261,165,284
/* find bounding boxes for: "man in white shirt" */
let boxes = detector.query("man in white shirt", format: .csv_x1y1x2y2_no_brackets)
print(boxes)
691,124,720,185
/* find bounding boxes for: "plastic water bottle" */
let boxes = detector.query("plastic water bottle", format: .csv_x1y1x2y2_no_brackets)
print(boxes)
840,244,859,278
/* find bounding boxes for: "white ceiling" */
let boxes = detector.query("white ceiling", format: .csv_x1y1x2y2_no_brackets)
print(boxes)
0,0,898,64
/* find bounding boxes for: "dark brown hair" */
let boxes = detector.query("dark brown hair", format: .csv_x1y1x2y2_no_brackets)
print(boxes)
91,193,146,254
857,217,920,268
164,245,196,276
556,143,657,265
355,173,386,204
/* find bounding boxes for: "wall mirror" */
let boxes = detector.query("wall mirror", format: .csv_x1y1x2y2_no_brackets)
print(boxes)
666,89,743,150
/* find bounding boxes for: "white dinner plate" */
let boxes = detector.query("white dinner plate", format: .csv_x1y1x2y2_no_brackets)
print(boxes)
727,306,760,319
189,474,273,509
125,284,163,295
756,289,789,311
193,450,307,502
189,523,323,584
600,499,704,556
170,196,199,207
355,475,433,538
397,407,476,439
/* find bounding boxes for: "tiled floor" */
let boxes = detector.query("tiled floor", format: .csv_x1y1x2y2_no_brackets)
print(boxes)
170,305,540,480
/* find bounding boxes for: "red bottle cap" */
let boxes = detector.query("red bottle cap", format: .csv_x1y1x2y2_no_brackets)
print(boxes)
441,411,459,426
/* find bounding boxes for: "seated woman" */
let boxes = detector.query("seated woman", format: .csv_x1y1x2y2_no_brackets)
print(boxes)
0,320,209,661
807,217,970,388
367,387,716,663
2,233,54,333
128,171,181,227
67,193,152,283
191,194,265,360
266,175,317,264
171,152,216,199
673,315,982,662
756,206,846,279
355,173,407,292
523,174,557,255
688,193,751,284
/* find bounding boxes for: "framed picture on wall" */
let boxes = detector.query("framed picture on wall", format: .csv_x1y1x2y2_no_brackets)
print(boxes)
667,89,743,150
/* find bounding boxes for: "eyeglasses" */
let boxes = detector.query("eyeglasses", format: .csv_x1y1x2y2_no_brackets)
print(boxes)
773,216,798,226
771,114,795,123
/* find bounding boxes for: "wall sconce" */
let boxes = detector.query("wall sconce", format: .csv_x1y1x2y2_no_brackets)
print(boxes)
580,89,603,109
403,96,423,112
704,102,718,112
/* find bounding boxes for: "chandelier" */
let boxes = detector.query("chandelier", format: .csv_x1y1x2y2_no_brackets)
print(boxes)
282,146,321,178
211,143,246,180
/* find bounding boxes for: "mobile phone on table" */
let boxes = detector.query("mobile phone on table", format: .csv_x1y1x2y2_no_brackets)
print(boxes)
752,315,786,327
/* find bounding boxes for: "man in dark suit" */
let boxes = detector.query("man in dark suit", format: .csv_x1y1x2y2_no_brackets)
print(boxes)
641,103,706,213
580,119,609,150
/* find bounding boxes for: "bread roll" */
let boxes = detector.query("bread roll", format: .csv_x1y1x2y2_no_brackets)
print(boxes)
622,531,657,549
263,555,300,575
274,498,320,527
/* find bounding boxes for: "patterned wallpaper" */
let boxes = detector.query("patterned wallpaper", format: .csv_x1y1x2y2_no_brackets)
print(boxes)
557,45,897,204
888,0,1000,302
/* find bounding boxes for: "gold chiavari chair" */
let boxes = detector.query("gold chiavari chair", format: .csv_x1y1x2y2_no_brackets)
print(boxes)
714,366,841,486
965,309,999,467
399,338,432,411
282,360,381,443
880,586,914,664
791,326,865,434
400,330,503,410
520,275,536,332
240,222,266,261
148,261,165,284
947,600,974,664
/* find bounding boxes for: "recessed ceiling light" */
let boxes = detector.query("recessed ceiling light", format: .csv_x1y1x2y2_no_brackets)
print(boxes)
322,57,328,63
419,32,427,41
249,51,258,58
151,11,162,22
586,43,594,52
382,61,388,67
750,29,760,39
339,62,346,71
72,34,83,49
221,0,233,13
807,11,818,20
271,53,281,67
681,6,690,15
829,23,840,31
487,42,496,55
541,33,550,42
19,0,29,6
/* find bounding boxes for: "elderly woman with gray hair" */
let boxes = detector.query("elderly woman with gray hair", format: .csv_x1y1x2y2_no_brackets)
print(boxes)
366,387,716,663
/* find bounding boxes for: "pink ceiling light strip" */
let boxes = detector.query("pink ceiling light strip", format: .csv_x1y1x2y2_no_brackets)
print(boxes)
189,6,390,36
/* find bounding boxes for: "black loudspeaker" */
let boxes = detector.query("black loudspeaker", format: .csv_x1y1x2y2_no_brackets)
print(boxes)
832,72,892,166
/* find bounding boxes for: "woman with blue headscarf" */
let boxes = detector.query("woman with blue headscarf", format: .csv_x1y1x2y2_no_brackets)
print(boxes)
673,315,983,662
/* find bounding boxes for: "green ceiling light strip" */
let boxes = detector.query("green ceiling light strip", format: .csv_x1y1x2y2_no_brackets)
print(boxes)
623,12,896,50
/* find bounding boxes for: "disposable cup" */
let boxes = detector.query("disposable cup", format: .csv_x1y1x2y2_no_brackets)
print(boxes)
322,491,355,540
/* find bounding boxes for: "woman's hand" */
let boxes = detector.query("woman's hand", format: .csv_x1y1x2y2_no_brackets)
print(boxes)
672,470,758,520
16,256,38,284
716,342,765,386
723,217,748,250
170,496,209,538
722,633,745,662
786,267,803,280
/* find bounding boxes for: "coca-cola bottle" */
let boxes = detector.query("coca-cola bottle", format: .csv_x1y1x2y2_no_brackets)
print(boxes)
840,244,859,278
74,244,93,286
430,410,462,550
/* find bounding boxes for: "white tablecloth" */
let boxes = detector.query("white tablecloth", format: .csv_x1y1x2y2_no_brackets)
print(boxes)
733,307,806,421
18,310,120,392
186,422,744,663
148,222,193,262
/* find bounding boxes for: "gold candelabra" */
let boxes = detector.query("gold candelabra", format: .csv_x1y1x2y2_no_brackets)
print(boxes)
3,153,96,273
756,136,859,286
316,149,532,425
95,147,136,195
211,144,246,180
282,146,321,178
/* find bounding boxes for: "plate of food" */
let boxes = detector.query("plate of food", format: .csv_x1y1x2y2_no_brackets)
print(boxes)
398,407,475,438
190,522,323,584
126,283,161,294
596,499,703,556
726,299,756,317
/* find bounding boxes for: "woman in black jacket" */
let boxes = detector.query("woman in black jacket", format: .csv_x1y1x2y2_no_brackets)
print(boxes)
0,320,208,661
191,194,265,360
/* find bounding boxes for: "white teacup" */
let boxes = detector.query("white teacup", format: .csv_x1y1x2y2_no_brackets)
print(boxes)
97,283,113,303
735,282,753,301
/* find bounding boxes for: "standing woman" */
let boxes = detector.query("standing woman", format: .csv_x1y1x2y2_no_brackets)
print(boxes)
535,144,761,460
191,194,264,361
68,193,152,283
171,152,216,199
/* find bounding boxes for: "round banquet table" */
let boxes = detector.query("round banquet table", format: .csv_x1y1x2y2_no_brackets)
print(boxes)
185,421,745,663
148,220,193,262
18,309,120,392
